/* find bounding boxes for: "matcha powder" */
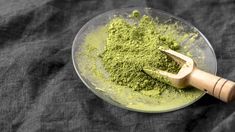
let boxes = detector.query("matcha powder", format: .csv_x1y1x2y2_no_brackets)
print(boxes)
77,10,204,110
99,11,181,91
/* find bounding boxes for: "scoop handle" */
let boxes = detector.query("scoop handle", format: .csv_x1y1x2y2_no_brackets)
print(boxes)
188,68,235,102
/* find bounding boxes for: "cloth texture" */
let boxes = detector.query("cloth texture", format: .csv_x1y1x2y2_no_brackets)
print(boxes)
0,0,235,131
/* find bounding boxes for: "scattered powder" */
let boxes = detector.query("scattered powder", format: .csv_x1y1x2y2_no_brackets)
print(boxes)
77,10,203,111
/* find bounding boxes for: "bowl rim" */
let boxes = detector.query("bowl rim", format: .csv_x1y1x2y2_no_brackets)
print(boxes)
71,7,217,113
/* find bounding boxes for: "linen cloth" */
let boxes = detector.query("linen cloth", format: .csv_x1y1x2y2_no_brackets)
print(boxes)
0,0,234,131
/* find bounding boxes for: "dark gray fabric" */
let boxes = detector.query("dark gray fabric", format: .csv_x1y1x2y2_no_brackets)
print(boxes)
0,0,234,132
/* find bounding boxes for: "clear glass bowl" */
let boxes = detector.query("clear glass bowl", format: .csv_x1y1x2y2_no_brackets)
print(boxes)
72,7,217,113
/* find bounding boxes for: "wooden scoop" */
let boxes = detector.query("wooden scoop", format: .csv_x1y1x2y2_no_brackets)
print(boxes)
143,49,235,102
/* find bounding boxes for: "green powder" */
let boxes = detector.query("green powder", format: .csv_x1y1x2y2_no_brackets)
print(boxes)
99,12,180,91
77,10,204,111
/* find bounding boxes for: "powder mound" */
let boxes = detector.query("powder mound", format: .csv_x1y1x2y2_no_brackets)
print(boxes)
99,12,180,91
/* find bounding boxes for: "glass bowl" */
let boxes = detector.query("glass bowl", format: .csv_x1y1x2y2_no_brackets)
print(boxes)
72,7,217,113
